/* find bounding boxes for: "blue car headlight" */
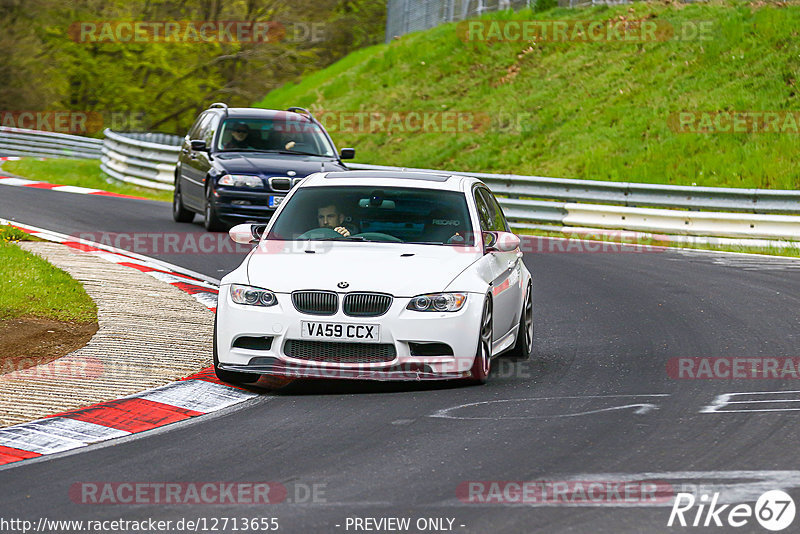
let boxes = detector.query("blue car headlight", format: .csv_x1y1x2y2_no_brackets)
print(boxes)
218,174,263,188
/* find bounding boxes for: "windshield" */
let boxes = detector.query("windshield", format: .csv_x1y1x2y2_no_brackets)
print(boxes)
216,117,336,157
267,186,475,245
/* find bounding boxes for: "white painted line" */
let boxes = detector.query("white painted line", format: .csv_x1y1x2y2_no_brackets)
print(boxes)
0,177,39,186
27,417,130,442
190,292,219,309
701,390,800,413
52,185,102,194
0,425,87,454
133,380,258,413
144,270,216,289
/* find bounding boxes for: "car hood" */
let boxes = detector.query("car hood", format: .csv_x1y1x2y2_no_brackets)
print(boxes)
245,242,481,296
214,152,347,176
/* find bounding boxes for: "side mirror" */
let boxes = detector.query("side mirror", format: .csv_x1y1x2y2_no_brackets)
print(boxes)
190,139,207,151
483,231,520,253
229,224,267,244
339,148,355,160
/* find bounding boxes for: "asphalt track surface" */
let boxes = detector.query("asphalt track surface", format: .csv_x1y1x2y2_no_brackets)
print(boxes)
2,186,800,533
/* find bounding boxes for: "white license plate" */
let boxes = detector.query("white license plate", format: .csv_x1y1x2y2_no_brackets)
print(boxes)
268,195,284,208
301,321,380,343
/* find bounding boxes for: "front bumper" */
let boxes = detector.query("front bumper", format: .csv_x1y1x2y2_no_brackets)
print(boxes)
215,287,484,381
212,187,284,223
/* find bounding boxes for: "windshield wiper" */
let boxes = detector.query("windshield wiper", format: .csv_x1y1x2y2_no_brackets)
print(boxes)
258,149,329,157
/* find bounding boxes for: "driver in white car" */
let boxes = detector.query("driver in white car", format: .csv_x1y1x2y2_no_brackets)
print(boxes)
317,203,352,237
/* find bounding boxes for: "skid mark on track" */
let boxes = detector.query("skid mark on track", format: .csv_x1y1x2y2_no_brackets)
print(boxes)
430,394,669,420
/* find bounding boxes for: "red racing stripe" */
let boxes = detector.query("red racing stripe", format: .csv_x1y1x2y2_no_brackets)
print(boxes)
89,191,148,200
62,242,104,253
22,182,59,189
55,398,203,433
181,367,240,388
0,445,42,466
116,262,209,284
171,281,219,295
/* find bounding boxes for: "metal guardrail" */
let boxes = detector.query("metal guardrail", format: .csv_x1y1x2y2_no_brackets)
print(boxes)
349,163,800,214
0,126,102,159
2,126,798,242
100,129,181,191
348,163,800,241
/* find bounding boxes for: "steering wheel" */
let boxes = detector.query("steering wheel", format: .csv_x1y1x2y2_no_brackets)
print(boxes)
297,227,345,240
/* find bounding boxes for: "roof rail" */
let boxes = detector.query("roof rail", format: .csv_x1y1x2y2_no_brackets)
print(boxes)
287,107,313,119
209,102,228,117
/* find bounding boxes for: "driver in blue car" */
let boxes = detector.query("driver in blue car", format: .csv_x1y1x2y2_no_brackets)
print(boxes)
317,203,352,237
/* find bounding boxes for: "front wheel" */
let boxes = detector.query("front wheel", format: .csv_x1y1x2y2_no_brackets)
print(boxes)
204,185,226,232
507,282,533,360
172,177,195,223
469,296,493,384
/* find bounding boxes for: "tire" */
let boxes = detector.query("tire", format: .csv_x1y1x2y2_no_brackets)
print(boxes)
213,316,256,384
172,176,195,223
469,296,493,384
204,184,226,232
507,282,534,360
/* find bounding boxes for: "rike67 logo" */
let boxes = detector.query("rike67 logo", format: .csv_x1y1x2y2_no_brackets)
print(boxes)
668,490,795,531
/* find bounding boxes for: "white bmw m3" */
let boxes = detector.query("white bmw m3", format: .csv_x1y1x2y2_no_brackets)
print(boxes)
214,170,533,385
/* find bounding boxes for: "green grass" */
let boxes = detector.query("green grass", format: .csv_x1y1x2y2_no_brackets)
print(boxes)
0,225,41,243
257,0,800,189
0,238,97,323
2,159,172,202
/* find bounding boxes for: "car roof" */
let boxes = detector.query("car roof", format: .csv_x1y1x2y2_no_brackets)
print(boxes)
210,107,313,122
302,170,482,192
325,170,452,182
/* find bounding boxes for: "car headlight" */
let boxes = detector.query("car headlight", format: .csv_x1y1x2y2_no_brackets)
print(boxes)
218,174,263,188
407,292,467,312
230,284,278,307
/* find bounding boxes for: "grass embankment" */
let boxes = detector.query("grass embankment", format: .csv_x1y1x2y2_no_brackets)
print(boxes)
0,225,96,323
257,1,800,189
2,158,172,202
0,225,98,372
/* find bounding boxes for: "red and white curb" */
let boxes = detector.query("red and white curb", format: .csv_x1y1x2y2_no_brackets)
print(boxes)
0,159,147,200
0,220,260,467
0,174,147,200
